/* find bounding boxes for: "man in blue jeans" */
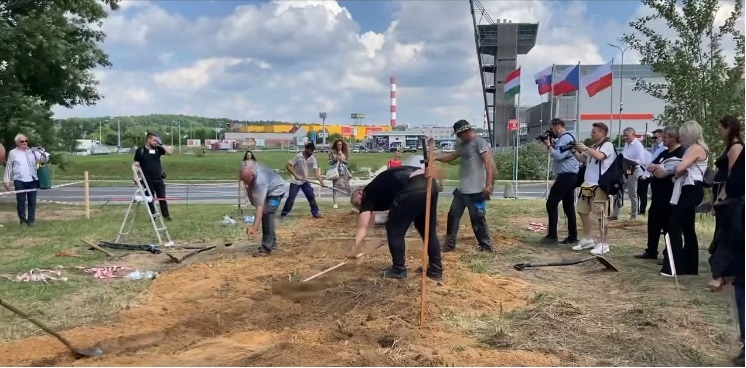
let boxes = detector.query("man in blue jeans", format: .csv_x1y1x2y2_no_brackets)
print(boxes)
281,142,325,219
241,161,287,257
2,134,49,226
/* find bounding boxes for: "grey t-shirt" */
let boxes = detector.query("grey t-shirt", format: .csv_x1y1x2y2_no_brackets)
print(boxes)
248,164,286,206
455,136,491,194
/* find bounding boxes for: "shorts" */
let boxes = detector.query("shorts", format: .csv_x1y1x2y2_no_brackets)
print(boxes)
576,183,609,216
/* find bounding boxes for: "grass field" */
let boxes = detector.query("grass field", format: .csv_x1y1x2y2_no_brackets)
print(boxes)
51,151,466,181
0,198,740,366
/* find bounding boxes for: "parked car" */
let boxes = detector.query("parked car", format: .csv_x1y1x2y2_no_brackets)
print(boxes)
442,146,455,153
288,147,300,153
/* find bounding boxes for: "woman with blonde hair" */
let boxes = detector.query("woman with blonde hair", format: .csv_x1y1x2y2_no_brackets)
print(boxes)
328,139,352,209
661,120,708,277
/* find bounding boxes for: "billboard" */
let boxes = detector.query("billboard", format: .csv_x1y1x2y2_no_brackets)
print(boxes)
341,126,353,137
366,126,383,137
186,139,202,147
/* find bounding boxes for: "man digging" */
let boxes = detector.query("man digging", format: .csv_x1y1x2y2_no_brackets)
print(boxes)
240,161,287,257
350,165,444,281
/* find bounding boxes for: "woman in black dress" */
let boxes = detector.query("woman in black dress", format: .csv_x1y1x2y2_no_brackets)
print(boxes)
708,115,744,365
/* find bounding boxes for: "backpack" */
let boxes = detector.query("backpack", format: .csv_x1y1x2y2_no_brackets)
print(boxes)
597,142,626,196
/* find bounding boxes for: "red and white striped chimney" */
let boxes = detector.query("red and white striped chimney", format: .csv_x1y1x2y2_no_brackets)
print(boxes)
390,75,397,127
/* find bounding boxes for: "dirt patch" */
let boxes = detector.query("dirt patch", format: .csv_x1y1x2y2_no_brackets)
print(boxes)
0,212,553,367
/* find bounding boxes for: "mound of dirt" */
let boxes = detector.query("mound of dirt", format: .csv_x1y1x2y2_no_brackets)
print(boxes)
0,213,556,367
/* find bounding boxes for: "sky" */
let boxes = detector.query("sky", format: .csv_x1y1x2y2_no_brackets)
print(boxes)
49,0,734,126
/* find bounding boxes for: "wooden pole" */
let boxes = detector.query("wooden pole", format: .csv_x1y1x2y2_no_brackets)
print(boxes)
419,138,435,327
84,171,90,219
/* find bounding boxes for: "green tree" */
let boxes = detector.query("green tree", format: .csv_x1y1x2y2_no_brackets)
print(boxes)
494,143,551,180
0,0,120,164
621,0,744,154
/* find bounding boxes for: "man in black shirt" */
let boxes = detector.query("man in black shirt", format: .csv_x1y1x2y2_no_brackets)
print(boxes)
134,132,173,221
350,166,443,281
635,126,685,259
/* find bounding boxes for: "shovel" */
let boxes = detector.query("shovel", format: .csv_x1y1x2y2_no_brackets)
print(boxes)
271,239,386,301
513,255,618,271
0,298,103,358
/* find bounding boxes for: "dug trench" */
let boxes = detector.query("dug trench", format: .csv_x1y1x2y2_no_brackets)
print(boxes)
0,211,557,366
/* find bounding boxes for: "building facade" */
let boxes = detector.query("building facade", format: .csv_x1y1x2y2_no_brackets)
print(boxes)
237,123,392,140
524,64,665,141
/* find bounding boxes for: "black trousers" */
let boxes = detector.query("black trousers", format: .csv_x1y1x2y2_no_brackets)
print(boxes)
637,177,650,214
545,172,578,239
662,183,703,275
645,199,672,256
386,187,442,270
143,178,170,218
446,189,492,250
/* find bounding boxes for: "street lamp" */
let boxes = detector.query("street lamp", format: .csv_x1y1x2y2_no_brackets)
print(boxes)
116,119,121,153
172,120,181,153
608,42,630,148
319,112,327,145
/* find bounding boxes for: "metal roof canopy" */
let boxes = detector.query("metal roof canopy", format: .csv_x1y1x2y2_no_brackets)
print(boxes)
477,22,538,55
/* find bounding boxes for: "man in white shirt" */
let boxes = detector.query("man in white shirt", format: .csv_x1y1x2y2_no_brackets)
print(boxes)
611,128,647,220
570,122,615,255
280,142,325,219
2,134,49,226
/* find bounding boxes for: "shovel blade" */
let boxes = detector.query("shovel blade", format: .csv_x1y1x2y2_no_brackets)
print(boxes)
595,256,619,272
74,346,103,359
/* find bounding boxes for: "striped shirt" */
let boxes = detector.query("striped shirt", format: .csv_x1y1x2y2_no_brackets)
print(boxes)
3,148,49,183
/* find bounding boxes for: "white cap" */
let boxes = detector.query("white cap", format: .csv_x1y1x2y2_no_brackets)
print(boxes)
403,155,425,169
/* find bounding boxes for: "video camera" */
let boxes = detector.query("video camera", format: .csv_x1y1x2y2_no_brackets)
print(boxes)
535,130,576,153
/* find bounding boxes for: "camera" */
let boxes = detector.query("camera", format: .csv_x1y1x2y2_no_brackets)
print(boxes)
535,130,555,142
557,141,577,153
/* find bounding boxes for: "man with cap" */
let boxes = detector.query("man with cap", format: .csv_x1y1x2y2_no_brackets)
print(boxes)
350,163,444,281
435,119,495,253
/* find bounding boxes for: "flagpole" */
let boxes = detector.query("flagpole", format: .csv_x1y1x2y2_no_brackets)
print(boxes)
514,68,521,188
574,61,580,138
609,58,615,138
549,64,555,120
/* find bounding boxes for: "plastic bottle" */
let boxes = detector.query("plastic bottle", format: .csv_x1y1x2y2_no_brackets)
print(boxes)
127,270,157,280
221,215,237,225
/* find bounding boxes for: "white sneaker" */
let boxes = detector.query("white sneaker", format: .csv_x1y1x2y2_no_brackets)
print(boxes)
572,238,595,251
333,203,339,209
590,243,609,255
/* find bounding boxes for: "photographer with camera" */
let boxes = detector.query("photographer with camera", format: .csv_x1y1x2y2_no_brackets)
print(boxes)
538,118,579,245
134,132,173,221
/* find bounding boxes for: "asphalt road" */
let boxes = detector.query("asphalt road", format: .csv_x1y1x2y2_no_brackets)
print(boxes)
16,181,549,205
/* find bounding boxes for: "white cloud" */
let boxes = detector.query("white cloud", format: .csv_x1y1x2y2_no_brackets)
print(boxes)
54,0,645,126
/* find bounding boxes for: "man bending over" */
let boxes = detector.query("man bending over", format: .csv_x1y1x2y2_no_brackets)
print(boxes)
350,166,443,281
241,161,287,257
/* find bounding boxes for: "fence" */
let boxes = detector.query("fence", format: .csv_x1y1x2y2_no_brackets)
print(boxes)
0,172,555,220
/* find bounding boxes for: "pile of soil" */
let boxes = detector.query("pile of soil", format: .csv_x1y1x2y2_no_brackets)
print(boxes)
0,213,556,366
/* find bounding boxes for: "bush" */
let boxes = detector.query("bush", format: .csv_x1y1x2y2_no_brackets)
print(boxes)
494,142,551,180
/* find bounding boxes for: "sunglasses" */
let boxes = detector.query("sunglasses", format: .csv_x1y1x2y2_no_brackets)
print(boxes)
19,140,27,143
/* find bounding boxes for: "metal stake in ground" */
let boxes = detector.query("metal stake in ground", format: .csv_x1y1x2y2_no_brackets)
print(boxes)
419,137,436,327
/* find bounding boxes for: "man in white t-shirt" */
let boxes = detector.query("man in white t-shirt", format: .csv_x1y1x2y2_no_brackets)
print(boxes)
281,142,325,219
610,127,647,220
570,122,615,255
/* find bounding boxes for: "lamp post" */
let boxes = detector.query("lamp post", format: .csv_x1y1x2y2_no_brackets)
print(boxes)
608,43,630,148
172,120,181,153
319,112,327,145
117,119,121,153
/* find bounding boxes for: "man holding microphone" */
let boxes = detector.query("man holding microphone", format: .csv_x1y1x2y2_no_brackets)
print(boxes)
540,118,580,245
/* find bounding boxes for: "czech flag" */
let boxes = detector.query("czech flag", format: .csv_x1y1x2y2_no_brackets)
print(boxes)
534,66,553,95
552,64,580,96
581,60,613,98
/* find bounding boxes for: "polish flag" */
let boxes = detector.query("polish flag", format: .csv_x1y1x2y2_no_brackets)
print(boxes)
582,61,613,98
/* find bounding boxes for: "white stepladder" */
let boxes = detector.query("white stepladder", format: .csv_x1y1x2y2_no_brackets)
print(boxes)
115,163,174,246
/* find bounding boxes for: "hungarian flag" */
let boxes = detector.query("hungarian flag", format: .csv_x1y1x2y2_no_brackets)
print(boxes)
503,68,521,99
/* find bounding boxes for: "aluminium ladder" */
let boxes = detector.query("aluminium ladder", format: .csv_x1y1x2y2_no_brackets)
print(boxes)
115,164,174,246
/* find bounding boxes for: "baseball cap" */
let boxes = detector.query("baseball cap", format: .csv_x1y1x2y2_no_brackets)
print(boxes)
452,120,472,136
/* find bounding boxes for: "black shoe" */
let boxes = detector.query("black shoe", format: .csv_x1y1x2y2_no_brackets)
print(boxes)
252,247,272,257
478,247,493,253
560,236,579,244
379,266,407,280
26,221,35,227
540,236,558,245
657,259,665,266
634,252,657,259
164,217,172,221
442,245,456,252
415,264,443,282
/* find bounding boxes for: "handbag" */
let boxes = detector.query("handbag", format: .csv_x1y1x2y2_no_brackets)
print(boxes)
325,164,339,180
37,164,52,189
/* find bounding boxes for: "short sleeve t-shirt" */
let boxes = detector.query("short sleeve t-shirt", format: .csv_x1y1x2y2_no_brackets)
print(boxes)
134,145,166,181
249,164,287,206
650,146,685,201
288,153,318,185
583,141,615,186
360,166,428,212
455,136,491,194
